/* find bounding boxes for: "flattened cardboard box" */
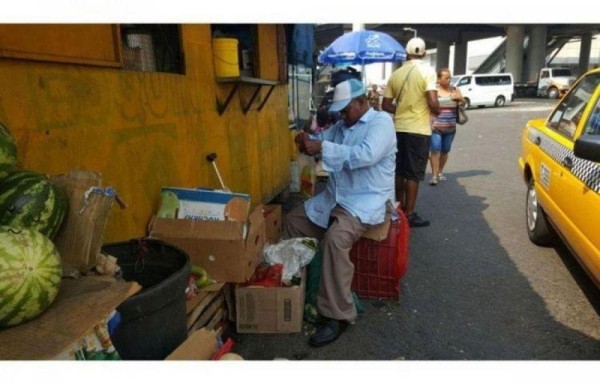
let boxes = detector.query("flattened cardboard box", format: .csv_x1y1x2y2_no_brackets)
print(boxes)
361,218,391,241
149,203,266,283
235,268,306,333
263,204,282,245
166,328,217,360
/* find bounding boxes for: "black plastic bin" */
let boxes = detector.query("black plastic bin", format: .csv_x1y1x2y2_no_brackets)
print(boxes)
101,239,190,360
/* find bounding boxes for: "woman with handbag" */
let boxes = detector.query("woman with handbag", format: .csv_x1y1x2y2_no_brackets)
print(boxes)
429,68,465,186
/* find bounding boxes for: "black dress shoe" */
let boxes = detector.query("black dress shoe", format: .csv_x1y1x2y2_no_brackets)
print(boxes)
309,318,348,347
407,212,430,227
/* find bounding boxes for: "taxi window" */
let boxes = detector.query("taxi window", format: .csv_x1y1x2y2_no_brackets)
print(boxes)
582,97,600,136
548,73,600,139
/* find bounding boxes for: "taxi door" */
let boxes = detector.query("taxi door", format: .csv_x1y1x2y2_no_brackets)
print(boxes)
542,74,600,279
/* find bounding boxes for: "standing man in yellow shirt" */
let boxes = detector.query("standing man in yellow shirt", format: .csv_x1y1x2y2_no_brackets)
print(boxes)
382,37,439,227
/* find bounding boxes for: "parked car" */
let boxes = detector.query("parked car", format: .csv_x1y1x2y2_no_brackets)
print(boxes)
518,67,600,287
451,73,514,109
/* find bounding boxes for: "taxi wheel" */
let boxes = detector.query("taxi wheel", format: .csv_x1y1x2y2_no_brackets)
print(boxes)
526,179,557,245
463,98,470,109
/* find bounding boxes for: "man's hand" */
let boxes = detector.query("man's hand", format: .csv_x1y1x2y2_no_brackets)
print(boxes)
303,134,322,156
295,131,309,153
295,131,322,155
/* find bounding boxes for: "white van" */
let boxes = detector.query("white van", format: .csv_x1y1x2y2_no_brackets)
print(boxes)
450,73,514,109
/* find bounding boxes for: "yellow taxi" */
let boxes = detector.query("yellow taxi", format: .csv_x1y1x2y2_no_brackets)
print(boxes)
519,67,600,288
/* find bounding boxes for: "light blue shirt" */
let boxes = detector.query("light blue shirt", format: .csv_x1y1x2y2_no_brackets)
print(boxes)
305,108,397,228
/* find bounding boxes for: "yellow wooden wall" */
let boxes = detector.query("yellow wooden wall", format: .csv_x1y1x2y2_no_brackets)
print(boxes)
0,24,291,241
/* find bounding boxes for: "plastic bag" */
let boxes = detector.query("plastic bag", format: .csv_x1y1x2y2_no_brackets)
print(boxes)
247,263,284,287
263,238,318,283
297,153,316,198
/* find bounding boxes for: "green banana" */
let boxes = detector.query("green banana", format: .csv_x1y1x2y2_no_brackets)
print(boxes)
191,265,213,289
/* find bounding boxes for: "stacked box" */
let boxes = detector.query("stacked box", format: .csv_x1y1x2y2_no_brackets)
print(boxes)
262,204,282,245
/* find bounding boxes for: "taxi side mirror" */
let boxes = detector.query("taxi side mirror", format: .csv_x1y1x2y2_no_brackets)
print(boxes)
574,135,600,162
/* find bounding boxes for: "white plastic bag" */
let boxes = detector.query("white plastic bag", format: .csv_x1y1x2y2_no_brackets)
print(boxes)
263,238,318,283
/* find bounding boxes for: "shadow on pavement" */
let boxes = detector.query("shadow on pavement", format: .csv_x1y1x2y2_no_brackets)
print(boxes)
232,169,600,360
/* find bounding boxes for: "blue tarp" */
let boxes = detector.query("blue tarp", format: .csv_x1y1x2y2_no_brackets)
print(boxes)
289,24,314,67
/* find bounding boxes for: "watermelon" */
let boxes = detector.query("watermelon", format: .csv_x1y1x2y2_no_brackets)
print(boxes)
0,170,68,239
0,122,18,180
0,226,62,328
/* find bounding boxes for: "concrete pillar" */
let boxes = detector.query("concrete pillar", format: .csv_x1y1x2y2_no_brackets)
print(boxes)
578,32,592,76
436,41,451,72
505,25,526,83
453,40,468,75
526,25,547,83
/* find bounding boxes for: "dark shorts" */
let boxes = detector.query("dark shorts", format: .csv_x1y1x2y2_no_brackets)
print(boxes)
395,132,431,181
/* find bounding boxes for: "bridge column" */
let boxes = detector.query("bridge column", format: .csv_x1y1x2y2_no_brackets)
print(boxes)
526,25,547,82
505,25,525,82
578,32,592,76
453,39,468,75
436,40,450,72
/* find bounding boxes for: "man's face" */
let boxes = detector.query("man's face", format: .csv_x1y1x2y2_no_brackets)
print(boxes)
339,98,361,127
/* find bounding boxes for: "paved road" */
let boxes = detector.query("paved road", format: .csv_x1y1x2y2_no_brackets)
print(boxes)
234,99,600,360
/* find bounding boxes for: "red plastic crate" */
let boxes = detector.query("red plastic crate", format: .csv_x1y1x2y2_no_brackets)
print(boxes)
350,210,410,300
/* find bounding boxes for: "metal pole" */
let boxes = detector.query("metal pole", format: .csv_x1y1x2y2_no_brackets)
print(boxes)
403,27,417,38
352,24,366,85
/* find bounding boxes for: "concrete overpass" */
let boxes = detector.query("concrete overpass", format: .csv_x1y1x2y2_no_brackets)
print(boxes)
315,24,600,81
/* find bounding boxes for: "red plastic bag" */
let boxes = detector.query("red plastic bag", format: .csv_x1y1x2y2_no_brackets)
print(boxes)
211,338,235,360
395,209,410,280
246,263,284,287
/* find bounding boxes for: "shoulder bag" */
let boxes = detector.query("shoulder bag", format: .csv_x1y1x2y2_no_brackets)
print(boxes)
454,87,468,125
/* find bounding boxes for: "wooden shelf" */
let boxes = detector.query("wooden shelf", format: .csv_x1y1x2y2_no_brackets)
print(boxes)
215,76,279,115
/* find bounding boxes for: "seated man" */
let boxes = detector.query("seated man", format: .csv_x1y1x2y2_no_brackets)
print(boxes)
284,78,397,347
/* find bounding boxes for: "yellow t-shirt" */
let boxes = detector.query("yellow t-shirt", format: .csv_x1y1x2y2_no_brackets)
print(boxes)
384,59,438,135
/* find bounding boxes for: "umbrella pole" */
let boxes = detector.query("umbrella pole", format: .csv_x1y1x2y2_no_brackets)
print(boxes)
361,62,366,86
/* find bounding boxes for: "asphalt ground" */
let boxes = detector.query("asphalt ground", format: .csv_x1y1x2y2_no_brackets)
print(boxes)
232,98,600,361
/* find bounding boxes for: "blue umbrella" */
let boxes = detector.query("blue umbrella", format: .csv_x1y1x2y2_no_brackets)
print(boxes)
318,30,407,66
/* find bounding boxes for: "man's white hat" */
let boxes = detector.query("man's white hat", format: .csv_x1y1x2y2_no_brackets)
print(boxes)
328,78,365,112
406,37,426,56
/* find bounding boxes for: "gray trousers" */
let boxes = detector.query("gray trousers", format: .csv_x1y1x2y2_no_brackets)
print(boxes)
282,204,371,322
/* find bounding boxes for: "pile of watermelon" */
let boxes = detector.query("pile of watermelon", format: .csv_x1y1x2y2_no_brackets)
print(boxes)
0,122,68,328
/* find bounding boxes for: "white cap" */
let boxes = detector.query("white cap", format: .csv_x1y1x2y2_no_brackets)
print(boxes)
406,37,426,56
328,78,365,112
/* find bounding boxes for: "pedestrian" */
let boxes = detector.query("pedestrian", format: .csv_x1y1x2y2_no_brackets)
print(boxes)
381,37,439,227
429,68,465,185
368,84,381,111
285,78,396,347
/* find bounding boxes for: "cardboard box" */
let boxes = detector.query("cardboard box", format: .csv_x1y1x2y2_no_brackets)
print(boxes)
361,218,391,241
149,203,266,283
263,204,282,245
235,268,306,333
166,328,217,360
159,187,250,222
